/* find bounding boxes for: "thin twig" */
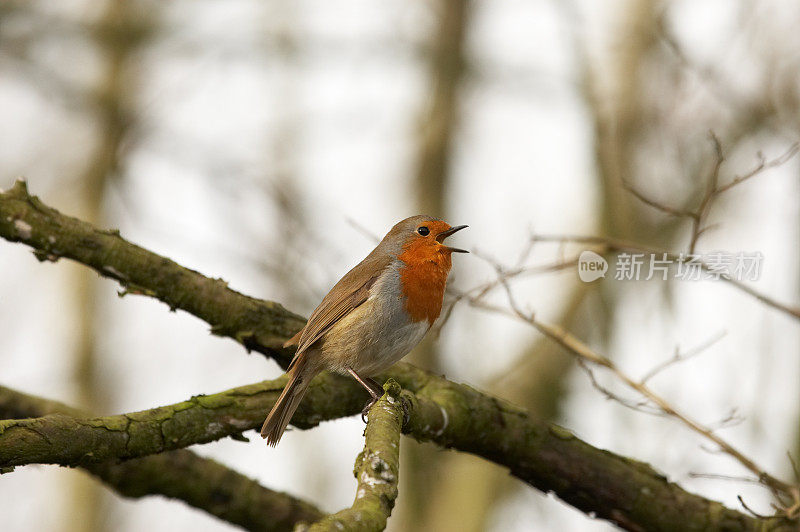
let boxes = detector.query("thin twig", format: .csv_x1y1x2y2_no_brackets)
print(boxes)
739,495,775,519
488,295,797,504
640,330,727,385
530,234,800,321
577,359,658,414
432,251,585,337
716,144,800,194
455,252,799,509
620,137,799,254
689,472,763,485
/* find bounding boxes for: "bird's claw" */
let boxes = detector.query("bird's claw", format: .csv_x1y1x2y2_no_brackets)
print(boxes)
361,397,377,423
401,396,410,426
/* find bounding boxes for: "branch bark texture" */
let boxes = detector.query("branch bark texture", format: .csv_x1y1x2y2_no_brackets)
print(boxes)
0,385,322,531
0,180,305,364
0,180,793,531
0,367,789,531
308,381,403,531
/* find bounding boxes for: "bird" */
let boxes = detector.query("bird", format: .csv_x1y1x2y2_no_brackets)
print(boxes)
261,215,467,445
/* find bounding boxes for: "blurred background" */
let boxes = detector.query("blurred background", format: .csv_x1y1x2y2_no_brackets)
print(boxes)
1,0,799,530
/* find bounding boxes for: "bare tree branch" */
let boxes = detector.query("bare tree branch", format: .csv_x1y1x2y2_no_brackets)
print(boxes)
308,381,403,531
0,363,793,530
621,136,800,254
0,373,360,468
0,385,323,531
0,179,305,364
458,264,800,513
530,234,800,321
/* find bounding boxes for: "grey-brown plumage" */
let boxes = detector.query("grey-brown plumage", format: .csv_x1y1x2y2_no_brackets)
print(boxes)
261,215,465,445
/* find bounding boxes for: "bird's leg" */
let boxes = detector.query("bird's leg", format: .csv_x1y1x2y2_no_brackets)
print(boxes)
347,368,383,398
364,377,385,397
347,368,384,422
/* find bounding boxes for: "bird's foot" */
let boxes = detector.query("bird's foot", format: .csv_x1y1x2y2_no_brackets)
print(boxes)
361,397,378,423
348,368,386,423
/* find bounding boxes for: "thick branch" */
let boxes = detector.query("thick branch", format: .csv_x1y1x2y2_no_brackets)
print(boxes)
90,450,321,532
0,367,789,531
308,381,403,531
0,373,365,467
0,385,322,531
0,179,305,364
391,368,794,532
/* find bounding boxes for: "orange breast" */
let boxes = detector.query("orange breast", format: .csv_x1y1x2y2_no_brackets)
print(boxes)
397,240,453,325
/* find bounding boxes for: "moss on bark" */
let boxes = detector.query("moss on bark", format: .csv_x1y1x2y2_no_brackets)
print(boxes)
0,180,305,364
307,381,403,531
0,385,322,531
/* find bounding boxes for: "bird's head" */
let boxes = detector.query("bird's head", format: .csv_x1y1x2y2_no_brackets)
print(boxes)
384,215,468,258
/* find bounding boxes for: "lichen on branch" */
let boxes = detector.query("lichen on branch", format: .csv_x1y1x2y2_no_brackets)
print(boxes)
0,179,305,363
0,373,365,467
307,380,404,531
0,385,323,531
0,366,791,531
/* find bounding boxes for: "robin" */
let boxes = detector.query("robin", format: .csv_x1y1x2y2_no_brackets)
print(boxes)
261,215,467,445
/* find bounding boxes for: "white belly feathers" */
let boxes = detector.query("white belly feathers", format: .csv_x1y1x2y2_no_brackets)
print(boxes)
319,261,429,376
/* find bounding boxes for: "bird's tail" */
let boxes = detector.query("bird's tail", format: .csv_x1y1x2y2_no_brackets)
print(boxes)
261,357,314,446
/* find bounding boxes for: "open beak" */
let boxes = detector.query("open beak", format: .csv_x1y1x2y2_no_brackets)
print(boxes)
436,224,469,253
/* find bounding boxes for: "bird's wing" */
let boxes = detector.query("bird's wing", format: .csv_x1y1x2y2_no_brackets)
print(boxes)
285,250,394,370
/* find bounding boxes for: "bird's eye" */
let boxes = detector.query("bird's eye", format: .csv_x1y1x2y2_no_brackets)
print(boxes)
417,226,430,236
